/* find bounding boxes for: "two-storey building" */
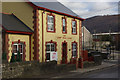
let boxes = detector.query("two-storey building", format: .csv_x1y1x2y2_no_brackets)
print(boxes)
2,1,84,64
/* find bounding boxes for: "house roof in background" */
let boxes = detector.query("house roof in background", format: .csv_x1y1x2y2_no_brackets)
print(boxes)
82,14,120,34
1,13,33,34
28,0,84,20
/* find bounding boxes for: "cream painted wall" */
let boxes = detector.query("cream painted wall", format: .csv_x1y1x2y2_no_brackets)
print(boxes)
2,2,34,30
38,10,82,64
2,2,82,63
2,2,35,61
31,34,34,61
8,34,30,62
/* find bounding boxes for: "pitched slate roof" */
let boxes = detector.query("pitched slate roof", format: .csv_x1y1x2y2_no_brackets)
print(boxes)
32,2,79,16
1,13,33,33
29,0,84,20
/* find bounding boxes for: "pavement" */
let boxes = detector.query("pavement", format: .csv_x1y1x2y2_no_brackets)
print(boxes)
28,59,118,78
52,59,118,78
50,49,119,78
51,49,119,78
0,49,119,79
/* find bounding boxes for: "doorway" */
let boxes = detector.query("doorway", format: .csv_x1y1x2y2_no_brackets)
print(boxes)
62,42,67,64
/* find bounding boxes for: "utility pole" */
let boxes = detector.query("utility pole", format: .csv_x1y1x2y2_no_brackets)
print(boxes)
94,29,96,51
100,33,102,53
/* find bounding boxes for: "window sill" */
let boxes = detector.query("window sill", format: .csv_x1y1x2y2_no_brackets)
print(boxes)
62,32,67,34
47,30,56,33
72,33,77,35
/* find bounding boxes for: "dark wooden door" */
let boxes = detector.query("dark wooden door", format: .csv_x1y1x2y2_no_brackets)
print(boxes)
62,43,67,64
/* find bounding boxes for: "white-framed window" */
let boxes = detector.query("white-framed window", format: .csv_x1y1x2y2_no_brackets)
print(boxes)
47,15,54,31
72,43,77,58
46,43,56,61
62,18,66,33
13,43,23,59
72,21,77,34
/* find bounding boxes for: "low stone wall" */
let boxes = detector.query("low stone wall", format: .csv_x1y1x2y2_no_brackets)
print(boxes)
2,61,76,78
22,61,76,78
2,62,32,78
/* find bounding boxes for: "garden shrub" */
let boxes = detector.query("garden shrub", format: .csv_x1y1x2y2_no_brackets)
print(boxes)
2,52,7,60
16,51,22,62
10,53,16,63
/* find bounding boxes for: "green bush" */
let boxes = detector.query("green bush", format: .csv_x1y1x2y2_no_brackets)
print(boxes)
16,51,22,62
2,52,7,60
10,53,16,63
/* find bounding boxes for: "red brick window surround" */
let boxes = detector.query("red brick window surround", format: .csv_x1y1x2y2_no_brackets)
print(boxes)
47,13,55,32
45,41,57,61
72,41,78,58
62,17,67,34
72,20,77,35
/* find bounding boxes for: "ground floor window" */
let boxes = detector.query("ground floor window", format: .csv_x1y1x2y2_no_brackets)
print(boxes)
46,42,56,61
13,43,24,60
72,42,77,58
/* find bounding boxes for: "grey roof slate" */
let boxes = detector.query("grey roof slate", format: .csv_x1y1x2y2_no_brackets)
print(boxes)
31,1,80,17
1,13,33,33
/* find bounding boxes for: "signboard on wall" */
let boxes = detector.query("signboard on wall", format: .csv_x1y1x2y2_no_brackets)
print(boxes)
50,52,58,61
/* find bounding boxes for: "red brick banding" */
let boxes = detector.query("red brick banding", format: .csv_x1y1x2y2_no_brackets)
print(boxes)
33,9,40,61
5,33,9,61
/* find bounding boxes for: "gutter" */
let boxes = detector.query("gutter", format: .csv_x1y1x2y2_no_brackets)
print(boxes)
6,30,33,35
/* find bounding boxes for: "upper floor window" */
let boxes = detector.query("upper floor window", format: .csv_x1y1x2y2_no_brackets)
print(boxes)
47,14,55,32
62,18,67,33
72,42,77,58
72,20,77,34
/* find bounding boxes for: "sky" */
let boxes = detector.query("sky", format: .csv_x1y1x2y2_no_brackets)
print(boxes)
2,0,120,19
57,0,119,19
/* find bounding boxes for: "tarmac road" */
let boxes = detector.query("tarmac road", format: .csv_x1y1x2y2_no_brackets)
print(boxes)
60,65,119,78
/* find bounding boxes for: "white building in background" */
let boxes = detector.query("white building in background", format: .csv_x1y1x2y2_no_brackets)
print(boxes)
82,26,93,50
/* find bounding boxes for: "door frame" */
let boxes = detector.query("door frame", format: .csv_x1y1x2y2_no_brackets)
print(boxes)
61,41,67,64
